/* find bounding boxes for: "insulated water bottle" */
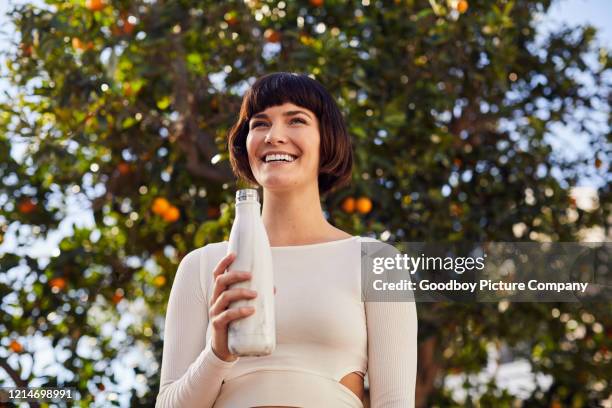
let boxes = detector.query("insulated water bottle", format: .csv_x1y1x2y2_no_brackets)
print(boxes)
226,189,276,356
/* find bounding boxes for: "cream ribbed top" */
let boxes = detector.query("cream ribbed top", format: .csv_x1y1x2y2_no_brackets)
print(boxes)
155,236,417,407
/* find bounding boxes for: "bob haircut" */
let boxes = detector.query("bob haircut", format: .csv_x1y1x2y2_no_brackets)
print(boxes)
227,72,353,196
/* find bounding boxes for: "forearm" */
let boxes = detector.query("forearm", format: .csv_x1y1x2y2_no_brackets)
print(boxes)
156,247,237,408
156,339,237,408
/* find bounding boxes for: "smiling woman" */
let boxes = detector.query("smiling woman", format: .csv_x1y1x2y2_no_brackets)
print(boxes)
155,72,418,408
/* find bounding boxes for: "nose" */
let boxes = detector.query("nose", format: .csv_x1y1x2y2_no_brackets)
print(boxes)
264,123,287,145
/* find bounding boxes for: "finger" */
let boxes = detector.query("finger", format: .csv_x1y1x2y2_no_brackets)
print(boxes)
212,252,236,280
212,306,255,330
209,252,238,306
210,271,252,307
210,288,257,316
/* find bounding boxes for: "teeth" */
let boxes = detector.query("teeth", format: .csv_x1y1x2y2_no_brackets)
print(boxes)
265,154,295,163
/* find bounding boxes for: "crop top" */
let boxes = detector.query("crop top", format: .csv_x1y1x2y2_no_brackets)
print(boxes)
155,236,418,407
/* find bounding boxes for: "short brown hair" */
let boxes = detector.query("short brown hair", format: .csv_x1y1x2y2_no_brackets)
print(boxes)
227,72,353,196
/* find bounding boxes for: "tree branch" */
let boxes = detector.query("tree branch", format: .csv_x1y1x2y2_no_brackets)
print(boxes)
0,356,41,408
0,356,27,387
415,336,442,408
168,33,235,184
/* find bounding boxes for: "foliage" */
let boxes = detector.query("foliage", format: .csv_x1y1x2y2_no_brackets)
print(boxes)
0,0,610,406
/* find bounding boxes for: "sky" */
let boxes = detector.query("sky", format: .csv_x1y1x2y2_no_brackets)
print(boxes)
0,0,610,406
544,0,611,43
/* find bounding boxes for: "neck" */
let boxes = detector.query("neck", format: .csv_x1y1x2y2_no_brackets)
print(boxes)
261,183,334,246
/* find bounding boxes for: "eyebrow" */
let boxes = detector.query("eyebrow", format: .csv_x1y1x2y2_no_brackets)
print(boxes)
251,110,313,121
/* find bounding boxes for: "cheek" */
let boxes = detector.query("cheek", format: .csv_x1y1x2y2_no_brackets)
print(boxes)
308,137,321,167
245,133,254,154
245,134,258,165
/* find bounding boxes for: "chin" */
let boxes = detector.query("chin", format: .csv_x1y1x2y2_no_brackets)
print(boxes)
261,182,299,192
258,177,304,193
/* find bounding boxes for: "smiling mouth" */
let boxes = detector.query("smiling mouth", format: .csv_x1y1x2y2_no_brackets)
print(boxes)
260,154,299,164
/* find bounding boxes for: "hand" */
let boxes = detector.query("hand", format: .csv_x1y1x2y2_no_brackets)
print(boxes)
208,252,257,362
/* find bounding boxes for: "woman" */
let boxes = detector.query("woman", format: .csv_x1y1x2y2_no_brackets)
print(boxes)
156,72,417,407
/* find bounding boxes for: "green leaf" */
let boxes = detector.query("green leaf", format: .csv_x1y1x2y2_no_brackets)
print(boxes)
156,96,171,110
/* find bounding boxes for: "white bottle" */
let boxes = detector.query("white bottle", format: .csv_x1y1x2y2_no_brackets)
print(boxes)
226,188,276,356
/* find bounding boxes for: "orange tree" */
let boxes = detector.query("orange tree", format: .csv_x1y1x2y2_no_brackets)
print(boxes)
0,0,610,406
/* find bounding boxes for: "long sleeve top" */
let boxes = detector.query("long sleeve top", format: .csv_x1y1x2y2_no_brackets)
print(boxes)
155,236,418,407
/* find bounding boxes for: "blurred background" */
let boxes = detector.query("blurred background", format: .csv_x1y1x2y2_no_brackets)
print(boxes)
0,0,610,407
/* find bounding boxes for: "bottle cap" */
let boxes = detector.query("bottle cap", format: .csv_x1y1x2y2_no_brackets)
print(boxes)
236,189,259,203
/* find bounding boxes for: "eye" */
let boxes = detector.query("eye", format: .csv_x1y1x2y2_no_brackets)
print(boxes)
290,117,307,125
251,121,268,129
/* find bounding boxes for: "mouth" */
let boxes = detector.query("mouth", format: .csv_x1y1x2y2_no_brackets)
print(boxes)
260,153,299,165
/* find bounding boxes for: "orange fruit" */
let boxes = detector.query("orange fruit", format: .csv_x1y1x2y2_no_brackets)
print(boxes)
85,0,105,11
356,197,373,214
309,0,324,6
123,83,134,97
122,18,135,35
264,29,281,43
19,43,33,56
18,199,36,214
72,38,93,51
152,197,170,215
10,340,23,353
117,162,131,175
162,206,180,222
450,203,463,217
49,277,67,291
457,0,468,13
341,197,355,213
112,290,124,305
153,275,167,287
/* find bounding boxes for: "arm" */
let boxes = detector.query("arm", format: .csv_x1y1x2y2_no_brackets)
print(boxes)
365,300,418,407
155,247,238,408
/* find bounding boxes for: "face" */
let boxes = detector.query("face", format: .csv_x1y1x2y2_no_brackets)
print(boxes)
246,102,320,193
